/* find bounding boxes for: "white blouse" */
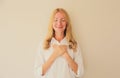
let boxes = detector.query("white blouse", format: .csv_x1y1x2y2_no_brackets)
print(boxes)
34,37,84,78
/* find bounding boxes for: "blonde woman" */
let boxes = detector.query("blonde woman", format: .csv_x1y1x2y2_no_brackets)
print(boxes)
34,8,84,78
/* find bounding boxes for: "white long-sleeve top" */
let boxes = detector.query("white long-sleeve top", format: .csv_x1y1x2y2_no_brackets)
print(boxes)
34,37,84,78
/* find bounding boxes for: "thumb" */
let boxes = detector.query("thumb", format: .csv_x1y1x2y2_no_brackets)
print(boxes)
52,44,57,48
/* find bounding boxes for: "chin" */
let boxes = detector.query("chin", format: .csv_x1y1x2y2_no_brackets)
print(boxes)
55,30,64,33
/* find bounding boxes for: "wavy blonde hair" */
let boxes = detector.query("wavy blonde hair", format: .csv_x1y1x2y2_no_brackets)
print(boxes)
43,8,77,52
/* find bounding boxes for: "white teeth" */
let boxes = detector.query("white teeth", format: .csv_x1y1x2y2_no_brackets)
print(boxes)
57,27,62,28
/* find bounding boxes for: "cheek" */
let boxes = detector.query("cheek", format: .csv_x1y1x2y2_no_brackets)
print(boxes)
63,25,66,30
52,23,56,30
52,22,57,27
63,23,67,29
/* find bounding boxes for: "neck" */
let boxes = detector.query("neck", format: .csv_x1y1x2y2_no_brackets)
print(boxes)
54,32,64,42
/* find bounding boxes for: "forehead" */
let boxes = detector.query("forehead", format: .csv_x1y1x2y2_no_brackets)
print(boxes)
54,12,66,18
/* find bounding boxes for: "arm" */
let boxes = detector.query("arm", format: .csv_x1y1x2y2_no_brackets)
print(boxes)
63,52,78,74
42,51,57,75
63,45,84,77
42,44,66,75
34,45,45,78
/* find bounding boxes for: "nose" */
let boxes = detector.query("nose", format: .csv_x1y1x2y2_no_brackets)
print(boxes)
57,20,62,26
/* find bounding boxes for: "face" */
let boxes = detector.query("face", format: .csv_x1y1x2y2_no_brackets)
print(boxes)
52,12,67,34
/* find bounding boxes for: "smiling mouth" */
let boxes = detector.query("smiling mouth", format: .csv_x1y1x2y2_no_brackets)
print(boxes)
55,26,63,28
57,27,62,28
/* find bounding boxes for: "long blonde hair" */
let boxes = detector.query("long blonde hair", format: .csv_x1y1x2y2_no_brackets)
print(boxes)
43,8,77,52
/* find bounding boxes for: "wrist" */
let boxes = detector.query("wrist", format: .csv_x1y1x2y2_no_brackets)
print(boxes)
65,52,69,59
52,51,59,59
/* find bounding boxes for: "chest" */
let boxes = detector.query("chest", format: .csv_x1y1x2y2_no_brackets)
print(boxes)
43,47,75,62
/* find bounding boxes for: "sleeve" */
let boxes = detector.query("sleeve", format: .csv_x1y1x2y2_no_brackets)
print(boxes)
34,42,45,78
70,44,84,78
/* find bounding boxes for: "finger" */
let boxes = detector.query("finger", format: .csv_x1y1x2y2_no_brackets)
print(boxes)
62,45,67,47
61,45,67,49
52,44,57,48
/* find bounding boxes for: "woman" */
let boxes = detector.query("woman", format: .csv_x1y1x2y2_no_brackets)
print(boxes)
34,8,84,78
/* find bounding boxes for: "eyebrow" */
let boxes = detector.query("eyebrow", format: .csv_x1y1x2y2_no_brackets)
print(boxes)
54,18,65,19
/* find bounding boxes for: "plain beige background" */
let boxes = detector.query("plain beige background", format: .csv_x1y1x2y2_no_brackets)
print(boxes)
0,0,120,78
